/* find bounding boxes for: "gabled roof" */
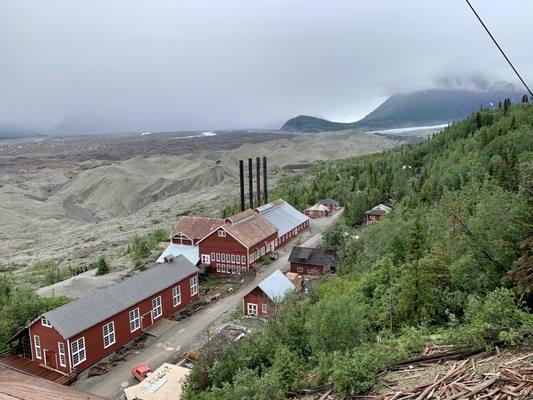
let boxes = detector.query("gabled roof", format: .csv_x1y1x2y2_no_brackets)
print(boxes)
257,269,295,302
156,243,199,265
255,199,309,237
222,213,278,248
225,209,255,224
365,204,392,216
43,256,198,339
318,198,340,206
171,216,223,241
305,204,329,212
289,246,339,268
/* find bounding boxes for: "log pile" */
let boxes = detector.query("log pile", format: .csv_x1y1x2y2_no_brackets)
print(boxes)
378,353,532,400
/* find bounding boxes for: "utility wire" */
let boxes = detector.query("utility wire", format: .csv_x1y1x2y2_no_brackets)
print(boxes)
465,0,533,97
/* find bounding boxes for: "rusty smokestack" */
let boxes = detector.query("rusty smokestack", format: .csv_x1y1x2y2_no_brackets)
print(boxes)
263,156,267,204
239,160,245,212
248,158,253,208
256,157,261,206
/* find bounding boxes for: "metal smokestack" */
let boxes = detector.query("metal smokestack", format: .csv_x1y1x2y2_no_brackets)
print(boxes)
248,158,253,208
263,156,268,204
256,157,261,206
239,160,245,212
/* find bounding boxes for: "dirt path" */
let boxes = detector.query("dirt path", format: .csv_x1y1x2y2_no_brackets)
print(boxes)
72,210,343,399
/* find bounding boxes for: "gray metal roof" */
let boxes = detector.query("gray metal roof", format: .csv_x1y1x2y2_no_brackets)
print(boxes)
258,269,295,302
256,199,309,237
43,255,198,339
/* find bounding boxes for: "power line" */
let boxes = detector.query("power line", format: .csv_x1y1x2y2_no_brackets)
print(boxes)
465,0,533,98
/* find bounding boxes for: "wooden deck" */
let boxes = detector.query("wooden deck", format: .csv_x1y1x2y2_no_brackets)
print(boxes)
0,353,76,385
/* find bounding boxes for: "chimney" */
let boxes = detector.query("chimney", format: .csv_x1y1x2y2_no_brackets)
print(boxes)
248,158,253,208
239,160,245,212
263,156,267,204
256,157,261,206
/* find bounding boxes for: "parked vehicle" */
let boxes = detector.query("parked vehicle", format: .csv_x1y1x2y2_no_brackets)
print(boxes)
131,364,152,381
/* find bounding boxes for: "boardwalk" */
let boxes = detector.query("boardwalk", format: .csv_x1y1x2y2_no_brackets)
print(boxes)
0,353,76,385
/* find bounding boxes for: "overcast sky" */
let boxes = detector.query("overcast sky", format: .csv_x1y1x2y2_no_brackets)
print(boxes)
1,0,532,133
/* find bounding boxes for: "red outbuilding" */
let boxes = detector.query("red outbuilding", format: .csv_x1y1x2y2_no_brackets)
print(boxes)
243,269,295,318
170,216,223,246
15,256,199,376
289,246,339,276
304,204,330,219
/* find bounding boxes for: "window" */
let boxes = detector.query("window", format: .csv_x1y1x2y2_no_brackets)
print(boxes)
218,229,226,237
58,342,66,367
231,265,236,274
71,337,86,367
211,252,215,260
221,254,225,262
262,304,269,314
172,285,182,307
129,308,140,332
190,275,198,296
237,266,241,274
216,263,221,272
247,303,258,316
152,296,162,319
201,254,210,264
297,266,304,273
231,254,235,263
41,317,52,327
216,253,220,261
33,335,42,360
102,321,115,348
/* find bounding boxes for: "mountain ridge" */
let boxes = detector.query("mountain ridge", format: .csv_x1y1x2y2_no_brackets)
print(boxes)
281,89,525,132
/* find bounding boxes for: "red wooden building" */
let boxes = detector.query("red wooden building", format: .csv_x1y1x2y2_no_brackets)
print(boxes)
289,246,339,276
243,269,295,318
14,256,198,376
198,209,278,275
304,204,330,219
364,204,391,224
318,198,341,212
254,199,310,247
170,216,223,246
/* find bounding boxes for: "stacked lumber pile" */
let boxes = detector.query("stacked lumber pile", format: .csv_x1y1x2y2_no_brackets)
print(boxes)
379,353,532,399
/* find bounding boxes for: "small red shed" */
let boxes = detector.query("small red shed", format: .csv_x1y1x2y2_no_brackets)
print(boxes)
243,269,295,318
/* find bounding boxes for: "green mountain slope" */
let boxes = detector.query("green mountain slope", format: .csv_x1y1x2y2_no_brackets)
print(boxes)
281,89,524,132
187,100,533,399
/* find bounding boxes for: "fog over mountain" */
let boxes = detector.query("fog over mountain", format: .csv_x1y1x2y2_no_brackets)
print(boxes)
1,0,532,135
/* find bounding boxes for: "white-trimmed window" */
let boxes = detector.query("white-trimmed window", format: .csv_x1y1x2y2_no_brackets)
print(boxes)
211,252,215,260
297,266,304,273
262,304,269,314
33,335,42,360
247,303,258,316
201,254,210,264
237,266,241,274
222,264,226,273
172,285,182,307
218,229,226,237
71,337,86,367
231,265,236,274
216,263,221,272
41,317,52,327
129,308,140,332
231,254,235,263
190,275,198,296
58,342,66,367
221,253,225,262
102,321,115,348
216,253,220,261
152,296,162,319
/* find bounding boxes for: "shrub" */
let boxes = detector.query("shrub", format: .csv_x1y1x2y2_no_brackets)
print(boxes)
95,257,109,276
463,288,533,347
